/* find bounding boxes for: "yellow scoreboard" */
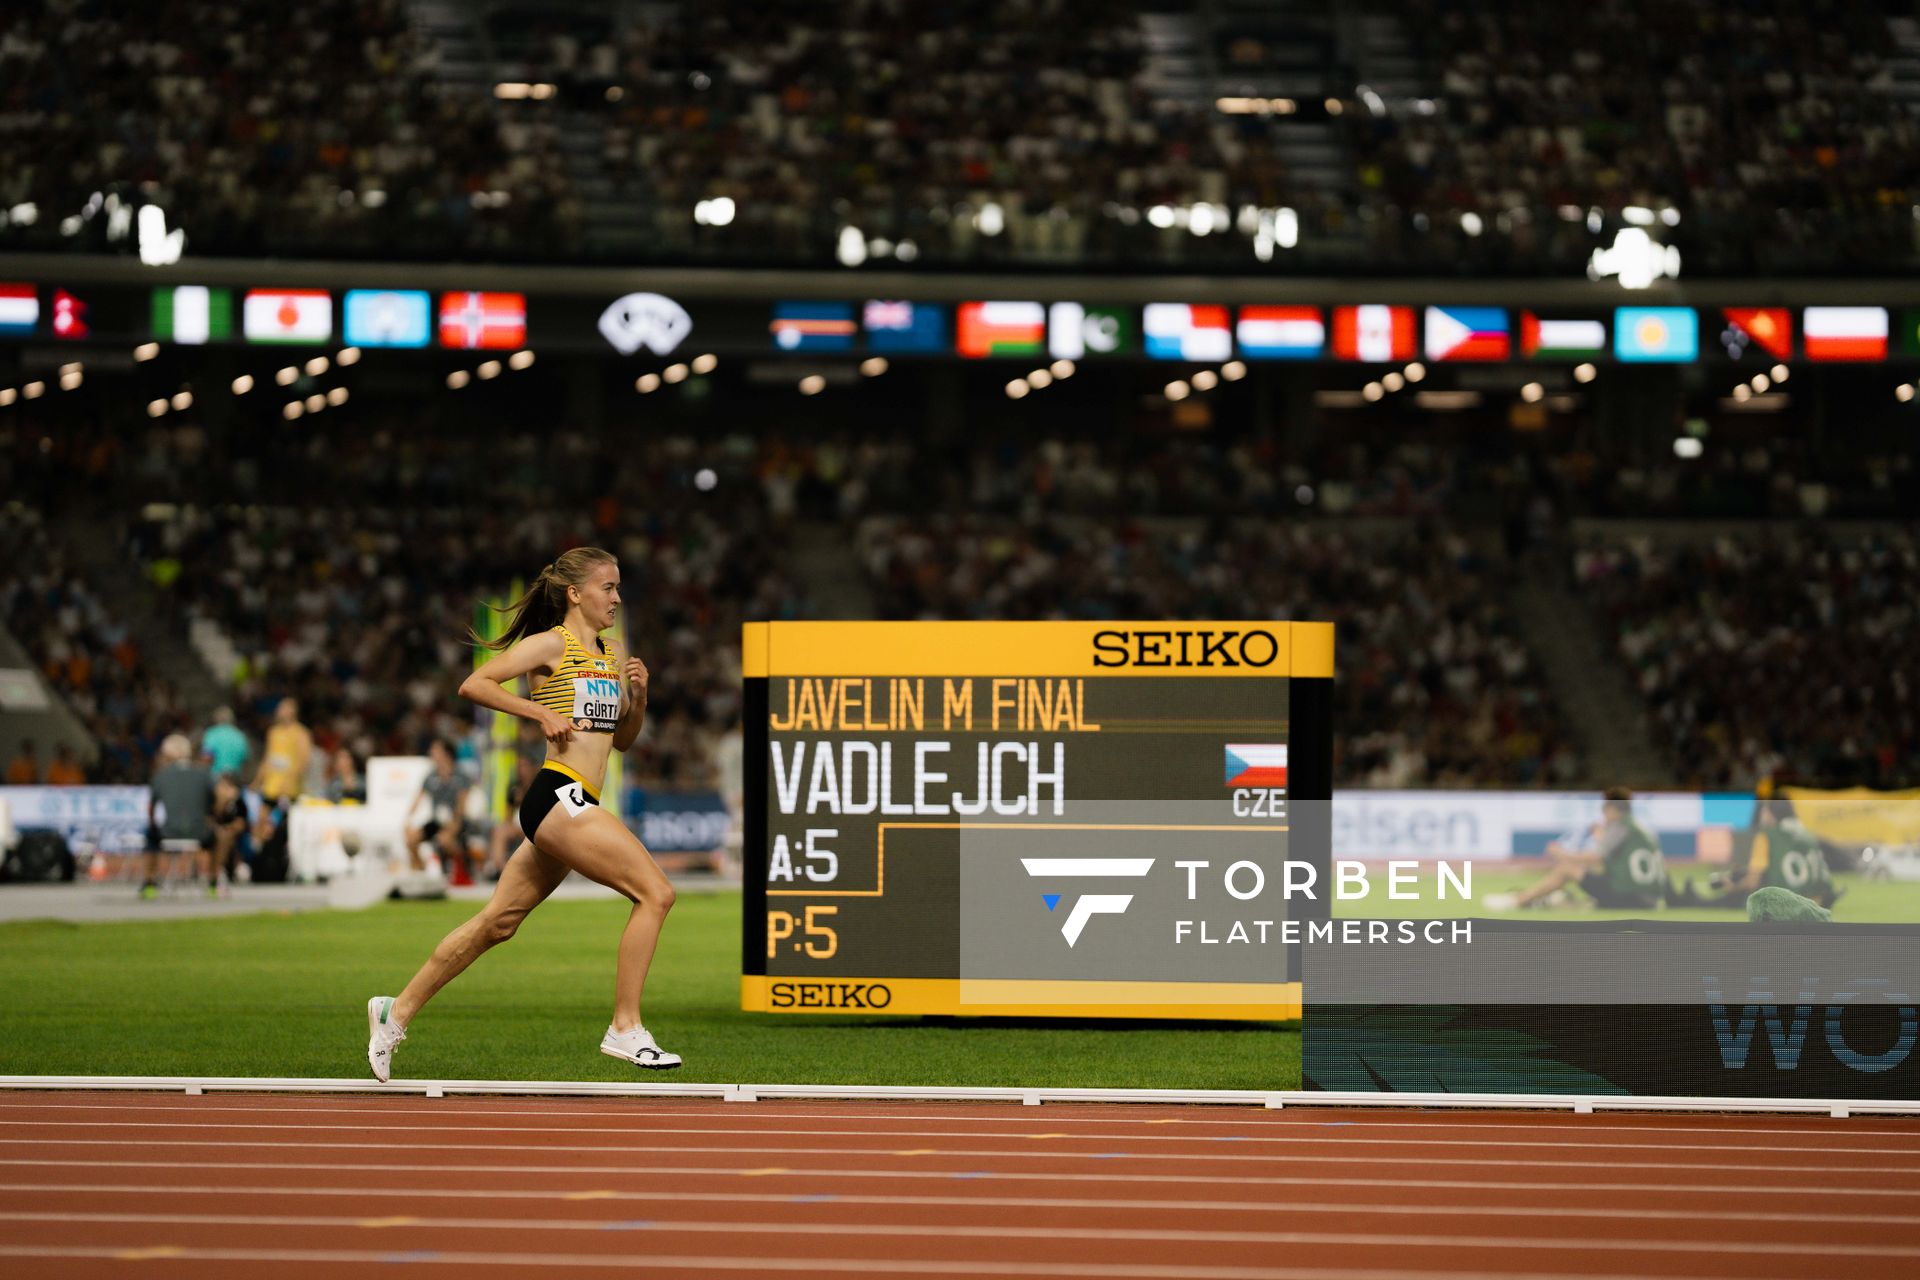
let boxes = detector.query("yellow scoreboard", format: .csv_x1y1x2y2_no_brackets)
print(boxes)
739,621,1333,1020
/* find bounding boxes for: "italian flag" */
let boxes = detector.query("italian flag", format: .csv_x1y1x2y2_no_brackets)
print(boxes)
243,289,333,344
151,286,233,344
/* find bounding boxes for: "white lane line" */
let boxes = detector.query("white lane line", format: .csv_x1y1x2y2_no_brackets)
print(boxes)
5,1157,1916,1199
3,1116,1909,1157
2,1135,1911,1174
3,1182,1916,1227
0,1244,1745,1280
6,1211,1918,1259
4,1099,1913,1140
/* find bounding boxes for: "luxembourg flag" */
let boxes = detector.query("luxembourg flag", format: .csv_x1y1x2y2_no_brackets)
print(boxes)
1143,304,1233,361
1802,306,1888,361
1424,306,1511,361
0,284,40,336
1235,306,1323,359
1225,743,1288,788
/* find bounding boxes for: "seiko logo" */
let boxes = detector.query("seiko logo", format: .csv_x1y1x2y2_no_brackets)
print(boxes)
769,981,893,1010
1091,629,1280,669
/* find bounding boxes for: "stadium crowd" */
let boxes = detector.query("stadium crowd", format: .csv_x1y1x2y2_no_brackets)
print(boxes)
0,0,574,261
0,505,182,784
1578,525,1920,789
3,0,1913,271
1376,0,1919,275
855,513,1581,787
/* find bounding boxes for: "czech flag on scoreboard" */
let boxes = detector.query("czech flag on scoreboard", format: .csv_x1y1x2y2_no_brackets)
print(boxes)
243,289,333,344
1330,305,1416,362
439,291,527,350
771,301,857,352
1802,307,1888,361
0,284,38,337
957,301,1045,357
1424,306,1511,361
1235,306,1323,359
1613,307,1698,362
1143,304,1233,361
1720,308,1793,360
1225,744,1288,788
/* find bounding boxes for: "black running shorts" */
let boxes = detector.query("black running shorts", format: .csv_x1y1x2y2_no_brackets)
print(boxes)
518,767,600,840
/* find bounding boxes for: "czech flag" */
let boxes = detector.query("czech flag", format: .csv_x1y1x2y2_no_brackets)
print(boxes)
1424,307,1511,361
1225,743,1288,788
1143,304,1233,361
957,301,1045,357
1330,305,1416,362
1802,307,1888,361
1721,308,1793,360
439,291,527,350
1235,306,1323,359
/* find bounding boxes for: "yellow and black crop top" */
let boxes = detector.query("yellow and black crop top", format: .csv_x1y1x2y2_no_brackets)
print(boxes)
530,626,622,734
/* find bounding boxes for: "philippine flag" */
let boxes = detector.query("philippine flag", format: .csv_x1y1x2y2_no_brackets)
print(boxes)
1235,306,1323,359
438,291,528,350
1225,744,1288,788
1330,305,1416,362
0,284,38,336
1802,307,1888,361
1424,306,1511,361
1143,304,1233,361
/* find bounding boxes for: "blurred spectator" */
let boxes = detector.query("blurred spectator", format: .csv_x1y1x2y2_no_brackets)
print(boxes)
254,698,313,803
324,747,366,804
404,738,469,876
145,732,213,898
201,706,249,780
44,743,85,786
5,739,39,784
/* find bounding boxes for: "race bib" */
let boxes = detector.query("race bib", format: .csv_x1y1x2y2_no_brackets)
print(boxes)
570,675,622,732
557,783,593,818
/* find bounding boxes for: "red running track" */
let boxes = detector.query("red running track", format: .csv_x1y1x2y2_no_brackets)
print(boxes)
0,1092,1915,1278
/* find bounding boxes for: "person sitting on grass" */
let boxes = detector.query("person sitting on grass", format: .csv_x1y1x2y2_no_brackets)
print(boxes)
1483,786,1668,911
1676,796,1839,910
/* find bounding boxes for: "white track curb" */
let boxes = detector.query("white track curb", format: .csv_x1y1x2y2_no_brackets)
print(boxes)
0,1076,1914,1117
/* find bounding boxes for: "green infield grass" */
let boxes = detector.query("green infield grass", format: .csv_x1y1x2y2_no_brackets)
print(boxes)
1332,865,1920,923
0,889,1297,1089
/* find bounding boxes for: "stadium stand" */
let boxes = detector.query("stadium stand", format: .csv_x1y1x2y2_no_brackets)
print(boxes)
0,505,184,783
1577,523,1920,789
5,0,1913,270
855,512,1581,787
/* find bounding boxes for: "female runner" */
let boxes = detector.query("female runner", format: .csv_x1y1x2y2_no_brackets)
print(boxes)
365,546,679,1080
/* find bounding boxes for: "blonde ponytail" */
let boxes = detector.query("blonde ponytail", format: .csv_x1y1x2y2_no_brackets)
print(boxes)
471,547,616,651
